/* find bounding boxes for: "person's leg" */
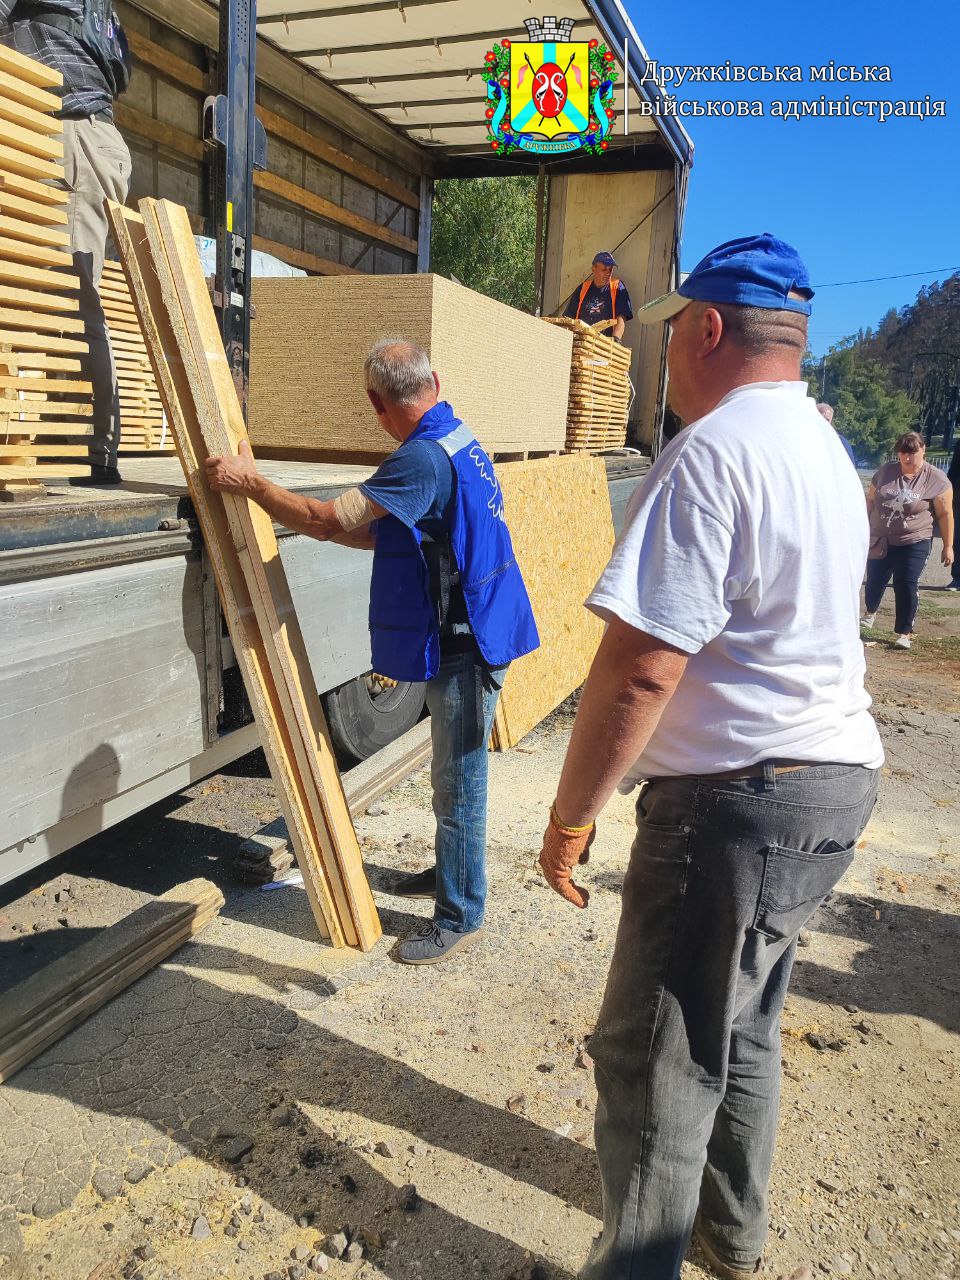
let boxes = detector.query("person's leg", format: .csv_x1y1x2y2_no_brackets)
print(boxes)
65,119,131,473
397,652,502,961
951,489,960,586
582,764,880,1280
863,553,893,617
891,540,931,635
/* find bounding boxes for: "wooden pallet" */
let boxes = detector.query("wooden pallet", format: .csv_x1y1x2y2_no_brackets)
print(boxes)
0,46,94,499
108,197,380,951
101,259,172,453
544,315,631,454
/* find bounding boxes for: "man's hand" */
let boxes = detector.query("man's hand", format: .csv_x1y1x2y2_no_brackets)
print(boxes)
205,439,261,496
538,807,595,909
942,545,955,567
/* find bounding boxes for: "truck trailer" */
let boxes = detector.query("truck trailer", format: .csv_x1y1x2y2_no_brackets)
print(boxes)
0,0,692,884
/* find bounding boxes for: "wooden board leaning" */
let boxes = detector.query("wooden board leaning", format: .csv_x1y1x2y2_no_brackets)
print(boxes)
107,198,380,951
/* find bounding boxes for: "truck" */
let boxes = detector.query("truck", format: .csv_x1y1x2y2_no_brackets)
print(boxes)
0,0,692,885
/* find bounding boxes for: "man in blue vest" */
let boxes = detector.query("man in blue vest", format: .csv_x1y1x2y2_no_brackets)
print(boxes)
205,338,539,965
563,250,633,341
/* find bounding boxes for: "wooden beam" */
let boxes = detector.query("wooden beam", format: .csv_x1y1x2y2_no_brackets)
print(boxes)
139,196,380,949
0,376,91,394
125,29,208,92
0,259,79,291
0,284,80,313
250,233,359,277
114,103,205,162
255,104,419,211
0,43,62,90
0,92,62,141
0,328,88,352
0,140,63,184
255,169,417,255
0,211,70,244
0,67,61,115
0,306,84,333
0,182,70,224
0,236,73,269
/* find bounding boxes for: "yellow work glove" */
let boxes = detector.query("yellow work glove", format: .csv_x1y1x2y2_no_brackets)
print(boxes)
538,804,595,909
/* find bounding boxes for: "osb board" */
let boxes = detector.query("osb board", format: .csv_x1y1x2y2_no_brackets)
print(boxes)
247,274,571,457
492,454,613,750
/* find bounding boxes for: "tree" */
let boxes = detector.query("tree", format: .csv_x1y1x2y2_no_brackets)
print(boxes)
806,339,917,462
430,176,538,312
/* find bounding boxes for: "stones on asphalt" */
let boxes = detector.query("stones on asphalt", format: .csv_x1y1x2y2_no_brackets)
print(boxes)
124,1160,152,1185
191,1215,212,1241
220,1134,255,1163
374,1140,396,1158
269,1105,293,1128
345,1241,364,1263
308,1254,330,1274
395,1183,420,1212
300,1143,326,1169
805,1032,848,1053
798,929,812,947
291,1244,311,1262
360,1226,383,1248
91,1170,124,1201
865,1224,885,1246
817,1178,842,1194
506,1093,527,1113
134,1244,156,1261
288,1266,307,1280
240,1191,254,1214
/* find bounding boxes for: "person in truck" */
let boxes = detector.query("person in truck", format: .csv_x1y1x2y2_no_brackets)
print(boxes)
563,250,633,342
0,0,132,485
205,338,539,967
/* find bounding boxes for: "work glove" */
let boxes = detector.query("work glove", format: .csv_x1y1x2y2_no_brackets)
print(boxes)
538,804,595,909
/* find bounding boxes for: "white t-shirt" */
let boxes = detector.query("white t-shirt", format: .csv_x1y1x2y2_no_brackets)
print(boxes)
587,380,884,780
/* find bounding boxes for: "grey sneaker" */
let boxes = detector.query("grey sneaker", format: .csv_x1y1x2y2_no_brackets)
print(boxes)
389,867,436,899
395,921,481,965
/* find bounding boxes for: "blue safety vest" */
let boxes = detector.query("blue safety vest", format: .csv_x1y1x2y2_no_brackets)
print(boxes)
368,402,540,681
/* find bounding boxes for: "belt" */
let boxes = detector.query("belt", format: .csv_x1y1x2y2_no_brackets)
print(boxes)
61,108,113,123
645,759,834,784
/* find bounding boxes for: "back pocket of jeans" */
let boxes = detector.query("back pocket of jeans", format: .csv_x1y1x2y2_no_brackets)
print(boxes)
753,840,856,941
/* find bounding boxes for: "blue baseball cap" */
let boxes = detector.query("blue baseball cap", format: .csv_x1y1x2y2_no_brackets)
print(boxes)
638,233,813,323
592,250,617,267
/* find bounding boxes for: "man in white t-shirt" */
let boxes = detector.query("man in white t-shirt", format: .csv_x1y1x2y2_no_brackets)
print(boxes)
537,234,883,1280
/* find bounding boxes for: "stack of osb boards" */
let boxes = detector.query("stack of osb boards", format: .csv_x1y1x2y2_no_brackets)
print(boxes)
0,45,94,497
545,316,632,453
491,454,614,750
109,196,380,952
101,259,171,453
247,274,572,461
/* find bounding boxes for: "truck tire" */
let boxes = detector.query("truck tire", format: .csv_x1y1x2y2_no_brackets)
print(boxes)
322,673,426,766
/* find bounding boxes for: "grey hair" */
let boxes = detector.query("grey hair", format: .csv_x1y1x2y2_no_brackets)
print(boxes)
816,402,834,422
364,338,434,404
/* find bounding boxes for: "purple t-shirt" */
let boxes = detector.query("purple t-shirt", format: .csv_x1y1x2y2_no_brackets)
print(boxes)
870,460,949,550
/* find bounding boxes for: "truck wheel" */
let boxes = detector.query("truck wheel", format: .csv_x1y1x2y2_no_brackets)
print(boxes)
322,673,426,766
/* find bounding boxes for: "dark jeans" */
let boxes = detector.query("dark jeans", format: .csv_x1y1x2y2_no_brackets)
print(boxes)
582,762,880,1280
952,489,960,584
424,649,505,934
864,539,931,634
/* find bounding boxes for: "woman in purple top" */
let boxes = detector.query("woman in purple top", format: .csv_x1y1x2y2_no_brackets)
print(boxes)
862,431,955,648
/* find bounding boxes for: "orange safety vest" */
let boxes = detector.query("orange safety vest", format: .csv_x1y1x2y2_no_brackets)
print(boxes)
575,278,618,321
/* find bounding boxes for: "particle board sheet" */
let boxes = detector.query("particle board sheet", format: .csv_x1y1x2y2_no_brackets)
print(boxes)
248,274,572,459
0,49,94,493
491,455,614,751
101,259,172,453
108,197,379,951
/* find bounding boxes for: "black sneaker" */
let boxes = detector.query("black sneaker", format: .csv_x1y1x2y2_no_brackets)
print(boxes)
395,921,481,965
70,464,123,486
389,867,436,899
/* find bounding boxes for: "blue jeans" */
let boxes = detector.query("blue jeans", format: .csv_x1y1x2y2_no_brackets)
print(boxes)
864,539,931,634
424,649,505,934
582,762,880,1280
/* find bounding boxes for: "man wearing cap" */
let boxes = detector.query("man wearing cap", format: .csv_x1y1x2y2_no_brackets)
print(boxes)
563,251,633,341
538,234,883,1280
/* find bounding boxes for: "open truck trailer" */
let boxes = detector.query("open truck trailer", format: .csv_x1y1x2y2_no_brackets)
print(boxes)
0,0,692,884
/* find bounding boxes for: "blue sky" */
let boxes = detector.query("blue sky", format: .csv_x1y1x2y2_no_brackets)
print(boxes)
628,0,959,355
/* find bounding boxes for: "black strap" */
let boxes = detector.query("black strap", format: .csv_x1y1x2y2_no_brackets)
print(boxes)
15,7,82,38
421,534,454,633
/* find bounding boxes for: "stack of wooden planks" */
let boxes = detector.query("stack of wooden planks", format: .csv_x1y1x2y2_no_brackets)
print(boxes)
0,879,223,1083
491,454,614,750
248,274,573,461
108,196,380,951
0,45,94,497
101,258,171,453
545,316,632,453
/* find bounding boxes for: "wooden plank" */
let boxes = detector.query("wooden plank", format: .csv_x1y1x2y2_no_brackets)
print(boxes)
255,104,420,212
0,464,88,477
255,170,418,255
0,115,63,162
0,179,69,224
0,328,87,352
0,259,79,291
0,306,84,334
0,67,62,115
108,200,348,947
125,29,207,92
0,401,93,417
0,284,79,313
140,197,380,950
0,211,70,244
0,235,72,269
114,102,205,161
15,422,95,435
249,233,359,278
0,443,92,456
0,140,63,184
0,351,82,371
0,44,62,90
0,376,90,394
491,456,614,750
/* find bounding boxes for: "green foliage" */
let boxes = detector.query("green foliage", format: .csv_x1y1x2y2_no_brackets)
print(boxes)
430,176,537,312
803,339,917,463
